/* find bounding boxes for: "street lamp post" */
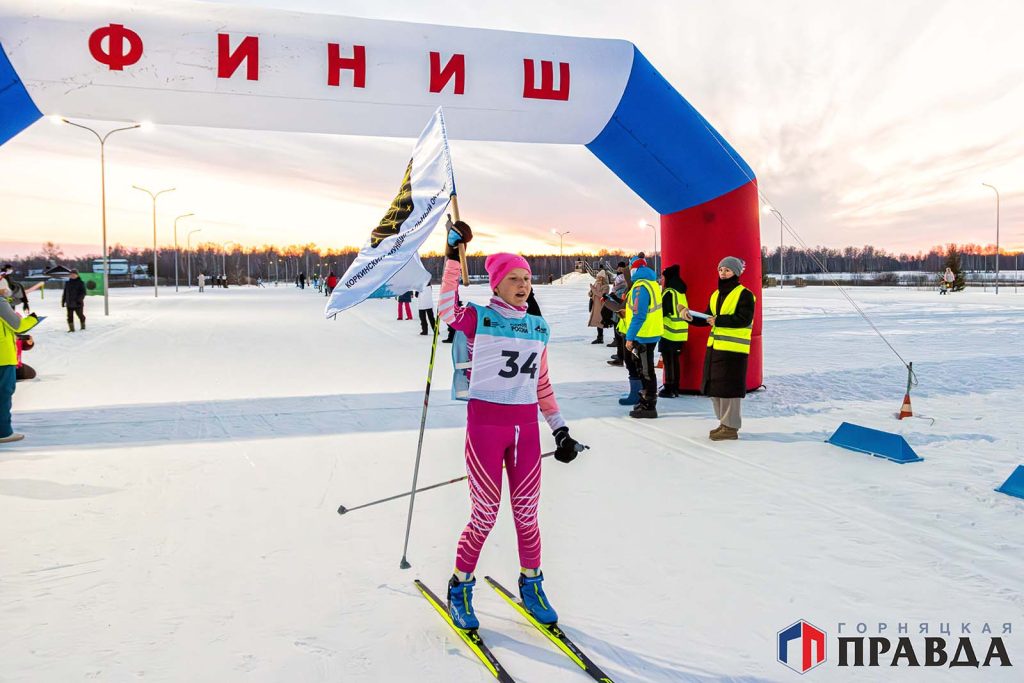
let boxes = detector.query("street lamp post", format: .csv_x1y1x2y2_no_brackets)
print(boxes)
186,228,202,289
223,241,237,285
638,221,658,274
55,117,141,316
552,230,571,283
132,185,175,298
173,213,194,293
771,208,784,288
982,183,1000,294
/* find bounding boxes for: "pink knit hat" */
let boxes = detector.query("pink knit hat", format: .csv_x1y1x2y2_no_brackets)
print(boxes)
485,252,531,291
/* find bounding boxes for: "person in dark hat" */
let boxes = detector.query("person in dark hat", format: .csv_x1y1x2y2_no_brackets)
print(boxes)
61,269,87,333
658,264,689,398
605,260,630,362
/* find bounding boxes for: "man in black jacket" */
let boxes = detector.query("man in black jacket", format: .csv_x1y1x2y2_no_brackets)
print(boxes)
61,270,87,332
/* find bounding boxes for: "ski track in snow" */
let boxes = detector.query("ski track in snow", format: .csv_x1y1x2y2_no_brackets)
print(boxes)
1,284,1022,682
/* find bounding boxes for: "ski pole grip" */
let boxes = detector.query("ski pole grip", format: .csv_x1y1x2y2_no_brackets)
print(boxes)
458,243,470,286
450,194,470,286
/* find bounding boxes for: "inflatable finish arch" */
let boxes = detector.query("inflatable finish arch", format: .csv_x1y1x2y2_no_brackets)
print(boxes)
0,0,762,391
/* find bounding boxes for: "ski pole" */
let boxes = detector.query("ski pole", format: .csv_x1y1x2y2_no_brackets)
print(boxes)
398,289,444,570
340,451,556,516
399,190,465,570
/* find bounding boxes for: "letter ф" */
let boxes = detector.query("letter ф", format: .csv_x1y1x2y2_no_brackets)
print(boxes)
89,23,144,71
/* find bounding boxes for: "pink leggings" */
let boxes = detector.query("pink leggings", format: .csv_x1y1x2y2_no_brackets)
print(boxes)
455,407,542,574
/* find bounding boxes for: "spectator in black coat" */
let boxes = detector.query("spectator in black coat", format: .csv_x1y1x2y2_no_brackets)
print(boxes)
61,270,87,332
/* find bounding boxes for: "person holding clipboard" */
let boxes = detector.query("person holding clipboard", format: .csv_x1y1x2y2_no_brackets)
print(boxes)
1,280,41,443
682,256,756,441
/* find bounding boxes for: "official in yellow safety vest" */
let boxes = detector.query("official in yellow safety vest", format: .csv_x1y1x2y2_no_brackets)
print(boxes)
683,256,755,441
658,265,689,398
622,258,663,419
1,282,39,444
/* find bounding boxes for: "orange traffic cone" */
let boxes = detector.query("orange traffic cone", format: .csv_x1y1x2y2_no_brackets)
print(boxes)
656,357,664,369
898,393,913,419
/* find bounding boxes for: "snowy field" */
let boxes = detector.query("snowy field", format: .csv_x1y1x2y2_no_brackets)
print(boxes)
2,282,1022,682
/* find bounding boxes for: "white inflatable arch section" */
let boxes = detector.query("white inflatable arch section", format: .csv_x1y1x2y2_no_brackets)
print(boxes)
0,0,763,391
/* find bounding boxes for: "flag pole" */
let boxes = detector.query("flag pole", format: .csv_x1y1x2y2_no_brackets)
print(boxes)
399,190,461,570
451,194,470,285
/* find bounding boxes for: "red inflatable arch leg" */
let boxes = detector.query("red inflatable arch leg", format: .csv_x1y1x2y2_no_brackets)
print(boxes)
660,180,763,394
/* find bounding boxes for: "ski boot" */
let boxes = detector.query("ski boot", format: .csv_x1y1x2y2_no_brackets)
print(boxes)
447,574,480,630
518,571,558,625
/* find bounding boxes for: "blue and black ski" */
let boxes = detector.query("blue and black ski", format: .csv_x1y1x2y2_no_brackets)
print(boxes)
484,576,615,682
414,579,516,682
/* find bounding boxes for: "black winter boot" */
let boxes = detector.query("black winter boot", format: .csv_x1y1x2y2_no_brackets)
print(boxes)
658,384,679,398
629,395,658,419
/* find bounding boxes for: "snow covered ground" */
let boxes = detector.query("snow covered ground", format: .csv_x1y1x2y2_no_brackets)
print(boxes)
2,282,1022,682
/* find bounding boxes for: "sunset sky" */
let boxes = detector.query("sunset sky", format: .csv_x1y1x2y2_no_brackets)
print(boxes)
1,0,1022,258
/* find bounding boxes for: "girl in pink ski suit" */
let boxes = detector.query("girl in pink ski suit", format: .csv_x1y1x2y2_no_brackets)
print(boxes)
440,220,582,629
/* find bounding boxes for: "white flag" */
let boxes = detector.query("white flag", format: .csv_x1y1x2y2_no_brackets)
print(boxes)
367,255,431,300
325,107,454,317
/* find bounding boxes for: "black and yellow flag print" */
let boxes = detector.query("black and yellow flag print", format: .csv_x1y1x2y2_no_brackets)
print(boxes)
370,159,414,248
325,107,453,318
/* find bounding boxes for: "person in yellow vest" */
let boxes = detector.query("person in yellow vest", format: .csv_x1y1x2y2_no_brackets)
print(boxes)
623,258,663,418
1,282,40,443
658,265,689,398
683,256,755,440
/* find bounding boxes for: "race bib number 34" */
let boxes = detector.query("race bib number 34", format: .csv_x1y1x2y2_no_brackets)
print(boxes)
469,335,546,404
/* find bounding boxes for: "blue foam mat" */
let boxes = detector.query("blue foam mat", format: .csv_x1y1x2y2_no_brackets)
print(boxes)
995,465,1024,500
826,422,923,464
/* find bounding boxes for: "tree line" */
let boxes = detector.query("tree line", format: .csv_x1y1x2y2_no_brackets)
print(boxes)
6,241,1021,286
760,243,1021,275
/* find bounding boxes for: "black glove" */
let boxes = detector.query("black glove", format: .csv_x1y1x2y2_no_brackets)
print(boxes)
553,426,587,463
444,216,473,260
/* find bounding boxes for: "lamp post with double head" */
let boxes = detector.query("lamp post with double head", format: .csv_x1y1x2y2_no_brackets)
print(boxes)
638,221,658,274
55,117,142,315
173,213,194,292
981,183,1000,294
762,205,784,288
186,228,202,289
132,185,175,298
552,230,571,283
222,241,237,285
